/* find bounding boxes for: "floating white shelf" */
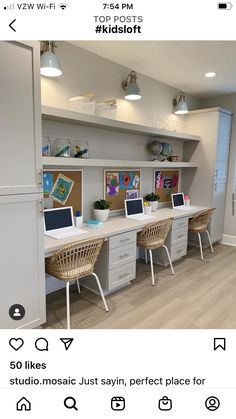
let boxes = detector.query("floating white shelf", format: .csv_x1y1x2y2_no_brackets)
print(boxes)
42,157,198,169
41,105,200,142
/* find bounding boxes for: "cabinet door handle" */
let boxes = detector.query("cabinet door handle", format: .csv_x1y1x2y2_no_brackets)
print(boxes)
215,169,218,178
232,192,235,216
37,198,44,215
38,169,43,188
214,183,217,192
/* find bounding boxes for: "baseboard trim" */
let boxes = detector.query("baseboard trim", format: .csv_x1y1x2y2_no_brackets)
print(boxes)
221,234,236,247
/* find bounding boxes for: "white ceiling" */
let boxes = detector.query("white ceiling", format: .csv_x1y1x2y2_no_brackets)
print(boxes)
69,41,236,98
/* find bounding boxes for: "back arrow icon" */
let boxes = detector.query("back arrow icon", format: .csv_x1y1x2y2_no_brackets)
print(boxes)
9,19,16,32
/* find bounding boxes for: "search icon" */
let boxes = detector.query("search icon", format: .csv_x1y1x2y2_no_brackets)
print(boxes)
64,397,78,411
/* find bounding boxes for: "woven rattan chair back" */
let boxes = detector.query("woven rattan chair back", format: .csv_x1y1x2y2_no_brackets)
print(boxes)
45,237,104,281
188,209,215,233
137,218,173,250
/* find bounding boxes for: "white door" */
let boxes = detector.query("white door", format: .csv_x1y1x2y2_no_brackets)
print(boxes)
0,194,46,328
0,41,42,195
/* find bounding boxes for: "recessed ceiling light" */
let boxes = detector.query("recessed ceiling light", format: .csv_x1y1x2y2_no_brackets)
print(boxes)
204,72,217,78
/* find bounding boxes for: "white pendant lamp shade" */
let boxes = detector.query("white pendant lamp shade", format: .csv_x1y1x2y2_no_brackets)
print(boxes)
40,41,62,77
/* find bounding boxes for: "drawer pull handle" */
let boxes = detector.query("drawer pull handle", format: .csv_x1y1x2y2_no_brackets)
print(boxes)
176,249,183,254
119,253,129,259
177,234,185,239
119,273,129,279
120,238,130,243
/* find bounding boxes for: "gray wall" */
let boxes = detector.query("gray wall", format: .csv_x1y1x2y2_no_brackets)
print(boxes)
41,42,201,128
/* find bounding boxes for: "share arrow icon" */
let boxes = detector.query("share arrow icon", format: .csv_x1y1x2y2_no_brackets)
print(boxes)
60,338,74,351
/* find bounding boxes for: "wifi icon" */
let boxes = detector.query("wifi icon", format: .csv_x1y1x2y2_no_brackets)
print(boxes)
59,3,67,9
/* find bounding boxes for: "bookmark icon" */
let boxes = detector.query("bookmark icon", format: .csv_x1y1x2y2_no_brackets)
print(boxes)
60,338,74,351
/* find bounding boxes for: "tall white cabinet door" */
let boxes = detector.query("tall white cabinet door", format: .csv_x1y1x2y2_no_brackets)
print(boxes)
211,181,227,242
215,112,232,181
0,41,42,195
0,194,46,328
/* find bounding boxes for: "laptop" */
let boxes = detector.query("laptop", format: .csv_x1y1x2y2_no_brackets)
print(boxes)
44,206,87,240
171,193,196,211
124,198,155,221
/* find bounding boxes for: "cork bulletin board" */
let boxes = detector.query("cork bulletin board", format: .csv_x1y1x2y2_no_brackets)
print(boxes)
104,169,141,211
43,170,83,214
154,169,180,203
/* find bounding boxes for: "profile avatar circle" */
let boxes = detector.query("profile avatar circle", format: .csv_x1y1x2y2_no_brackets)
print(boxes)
9,304,25,321
205,396,220,411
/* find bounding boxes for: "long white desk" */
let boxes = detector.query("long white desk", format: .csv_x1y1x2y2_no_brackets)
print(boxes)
44,206,208,256
45,206,208,295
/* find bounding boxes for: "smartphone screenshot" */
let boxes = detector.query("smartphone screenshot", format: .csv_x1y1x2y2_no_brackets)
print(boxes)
0,1,236,417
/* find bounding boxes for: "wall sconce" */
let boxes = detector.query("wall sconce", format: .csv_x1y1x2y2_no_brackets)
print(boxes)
122,71,142,100
172,91,188,114
40,41,62,77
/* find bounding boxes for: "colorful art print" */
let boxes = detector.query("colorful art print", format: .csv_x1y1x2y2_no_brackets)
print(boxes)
50,174,74,205
126,189,139,200
119,171,138,189
43,172,53,196
106,172,119,196
132,174,140,189
155,171,179,190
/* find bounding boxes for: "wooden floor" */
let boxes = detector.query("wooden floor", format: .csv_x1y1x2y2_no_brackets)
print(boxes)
44,243,236,329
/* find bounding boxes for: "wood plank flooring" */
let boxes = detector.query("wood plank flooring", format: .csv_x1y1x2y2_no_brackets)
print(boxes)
44,244,236,329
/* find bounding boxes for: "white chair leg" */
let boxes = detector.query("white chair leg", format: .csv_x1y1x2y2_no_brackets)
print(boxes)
205,229,214,253
76,279,81,294
145,249,148,264
198,233,204,261
92,272,109,312
162,245,175,275
149,249,155,286
66,282,70,329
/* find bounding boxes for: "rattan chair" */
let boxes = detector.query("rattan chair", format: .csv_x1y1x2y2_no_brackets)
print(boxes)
137,218,174,286
45,237,108,329
188,208,215,261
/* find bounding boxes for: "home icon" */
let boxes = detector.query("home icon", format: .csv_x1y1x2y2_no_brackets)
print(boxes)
16,397,31,411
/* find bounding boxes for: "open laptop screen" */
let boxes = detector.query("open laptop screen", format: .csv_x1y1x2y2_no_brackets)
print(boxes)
172,193,184,207
44,207,73,231
125,198,143,216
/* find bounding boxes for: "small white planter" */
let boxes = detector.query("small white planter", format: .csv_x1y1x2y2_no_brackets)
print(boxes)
94,208,109,222
144,206,152,215
150,201,159,212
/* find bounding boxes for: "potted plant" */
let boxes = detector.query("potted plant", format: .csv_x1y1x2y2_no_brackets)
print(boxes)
93,199,111,222
144,193,160,212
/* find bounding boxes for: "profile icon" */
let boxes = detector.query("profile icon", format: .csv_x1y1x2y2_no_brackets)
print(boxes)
9,304,25,321
205,396,220,411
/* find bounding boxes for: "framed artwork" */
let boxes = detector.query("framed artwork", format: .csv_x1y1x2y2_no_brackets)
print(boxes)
104,169,141,211
154,169,180,203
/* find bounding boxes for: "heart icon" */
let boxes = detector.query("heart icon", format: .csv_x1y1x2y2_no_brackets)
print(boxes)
9,338,24,351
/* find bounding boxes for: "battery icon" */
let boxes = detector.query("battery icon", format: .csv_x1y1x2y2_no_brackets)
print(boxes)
218,2,233,9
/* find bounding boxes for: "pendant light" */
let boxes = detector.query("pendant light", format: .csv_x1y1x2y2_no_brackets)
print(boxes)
122,71,142,100
172,91,188,114
40,41,62,78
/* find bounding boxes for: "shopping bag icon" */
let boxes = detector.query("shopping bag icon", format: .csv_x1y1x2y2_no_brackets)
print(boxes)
158,396,172,411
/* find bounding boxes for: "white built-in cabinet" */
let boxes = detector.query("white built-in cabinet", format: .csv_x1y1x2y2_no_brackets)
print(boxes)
0,41,46,328
183,108,232,243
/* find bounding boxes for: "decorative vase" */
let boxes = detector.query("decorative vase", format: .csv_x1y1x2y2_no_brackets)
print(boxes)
144,206,152,215
94,209,109,222
150,201,159,212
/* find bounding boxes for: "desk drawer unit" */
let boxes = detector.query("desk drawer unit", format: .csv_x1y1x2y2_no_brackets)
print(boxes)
152,216,188,266
82,231,137,295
